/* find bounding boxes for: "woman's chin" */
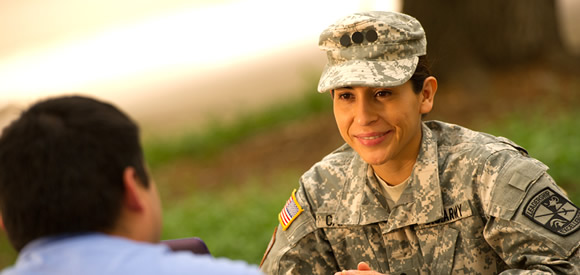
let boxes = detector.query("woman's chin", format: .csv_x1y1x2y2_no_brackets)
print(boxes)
362,156,388,166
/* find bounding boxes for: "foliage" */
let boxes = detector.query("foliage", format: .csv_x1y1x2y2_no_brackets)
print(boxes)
143,89,331,168
0,237,15,268
161,172,299,265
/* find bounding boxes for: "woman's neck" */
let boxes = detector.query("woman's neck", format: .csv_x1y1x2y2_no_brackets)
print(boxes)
372,157,416,186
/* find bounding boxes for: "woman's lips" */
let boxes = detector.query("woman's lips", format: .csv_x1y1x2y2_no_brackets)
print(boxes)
355,131,391,146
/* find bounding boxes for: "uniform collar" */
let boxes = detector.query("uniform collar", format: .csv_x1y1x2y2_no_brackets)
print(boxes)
334,123,444,230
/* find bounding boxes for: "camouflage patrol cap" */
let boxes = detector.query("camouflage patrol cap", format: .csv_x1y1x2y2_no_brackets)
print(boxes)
317,11,426,93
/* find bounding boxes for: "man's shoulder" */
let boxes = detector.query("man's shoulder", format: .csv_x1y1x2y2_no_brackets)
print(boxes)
104,239,263,274
2,234,262,275
115,238,263,274
159,253,263,274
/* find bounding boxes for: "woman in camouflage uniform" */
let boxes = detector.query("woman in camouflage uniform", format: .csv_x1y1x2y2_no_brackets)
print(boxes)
260,11,580,275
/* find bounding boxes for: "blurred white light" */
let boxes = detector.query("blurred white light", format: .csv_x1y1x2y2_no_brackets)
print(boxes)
0,0,399,102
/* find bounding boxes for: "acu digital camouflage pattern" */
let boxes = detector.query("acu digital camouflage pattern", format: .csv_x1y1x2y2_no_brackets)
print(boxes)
261,121,580,274
317,11,426,93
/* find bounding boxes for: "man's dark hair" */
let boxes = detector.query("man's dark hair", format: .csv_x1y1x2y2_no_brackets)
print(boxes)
409,55,432,94
0,96,149,251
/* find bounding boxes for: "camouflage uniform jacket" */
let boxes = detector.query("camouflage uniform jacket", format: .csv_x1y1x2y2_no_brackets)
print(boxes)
261,120,580,274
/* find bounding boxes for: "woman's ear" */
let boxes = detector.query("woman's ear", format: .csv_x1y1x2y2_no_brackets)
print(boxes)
419,76,438,114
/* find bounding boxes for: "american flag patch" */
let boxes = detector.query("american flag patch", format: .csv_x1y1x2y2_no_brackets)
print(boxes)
278,189,304,231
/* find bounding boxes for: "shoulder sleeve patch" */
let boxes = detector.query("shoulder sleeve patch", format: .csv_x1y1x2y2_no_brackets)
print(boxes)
279,189,304,231
523,187,580,236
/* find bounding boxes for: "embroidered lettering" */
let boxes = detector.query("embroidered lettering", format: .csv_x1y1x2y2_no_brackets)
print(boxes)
326,215,334,226
420,201,473,228
523,187,580,236
316,213,342,228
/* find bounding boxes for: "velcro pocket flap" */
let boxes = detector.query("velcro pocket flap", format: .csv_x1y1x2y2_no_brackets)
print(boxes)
489,158,548,219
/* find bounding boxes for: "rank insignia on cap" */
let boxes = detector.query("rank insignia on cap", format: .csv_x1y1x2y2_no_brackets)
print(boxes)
279,189,304,231
523,187,580,236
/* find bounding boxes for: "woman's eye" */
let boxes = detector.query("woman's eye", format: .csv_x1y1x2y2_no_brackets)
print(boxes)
376,90,392,97
338,93,353,100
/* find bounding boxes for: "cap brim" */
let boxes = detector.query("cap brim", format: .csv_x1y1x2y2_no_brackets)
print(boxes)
317,56,418,93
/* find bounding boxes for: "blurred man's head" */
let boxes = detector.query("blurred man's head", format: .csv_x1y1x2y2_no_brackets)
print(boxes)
0,96,161,251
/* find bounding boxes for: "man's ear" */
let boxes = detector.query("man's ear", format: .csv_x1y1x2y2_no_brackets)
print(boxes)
122,167,145,212
419,76,438,114
0,214,5,231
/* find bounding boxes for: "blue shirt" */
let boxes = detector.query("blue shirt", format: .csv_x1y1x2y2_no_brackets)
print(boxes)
1,234,263,275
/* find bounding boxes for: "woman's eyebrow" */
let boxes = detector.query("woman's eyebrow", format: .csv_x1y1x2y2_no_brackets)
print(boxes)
335,86,353,90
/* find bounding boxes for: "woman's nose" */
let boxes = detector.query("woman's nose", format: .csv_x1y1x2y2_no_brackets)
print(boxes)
355,98,378,126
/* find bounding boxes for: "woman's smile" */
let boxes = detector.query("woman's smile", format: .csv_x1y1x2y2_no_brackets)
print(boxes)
354,131,391,146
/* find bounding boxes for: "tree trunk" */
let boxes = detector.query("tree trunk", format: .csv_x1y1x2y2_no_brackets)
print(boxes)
402,0,564,78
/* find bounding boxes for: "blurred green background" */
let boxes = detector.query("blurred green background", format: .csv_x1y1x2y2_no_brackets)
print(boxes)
1,0,579,269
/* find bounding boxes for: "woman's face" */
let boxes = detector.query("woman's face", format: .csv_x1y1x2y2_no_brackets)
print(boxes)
332,80,434,166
